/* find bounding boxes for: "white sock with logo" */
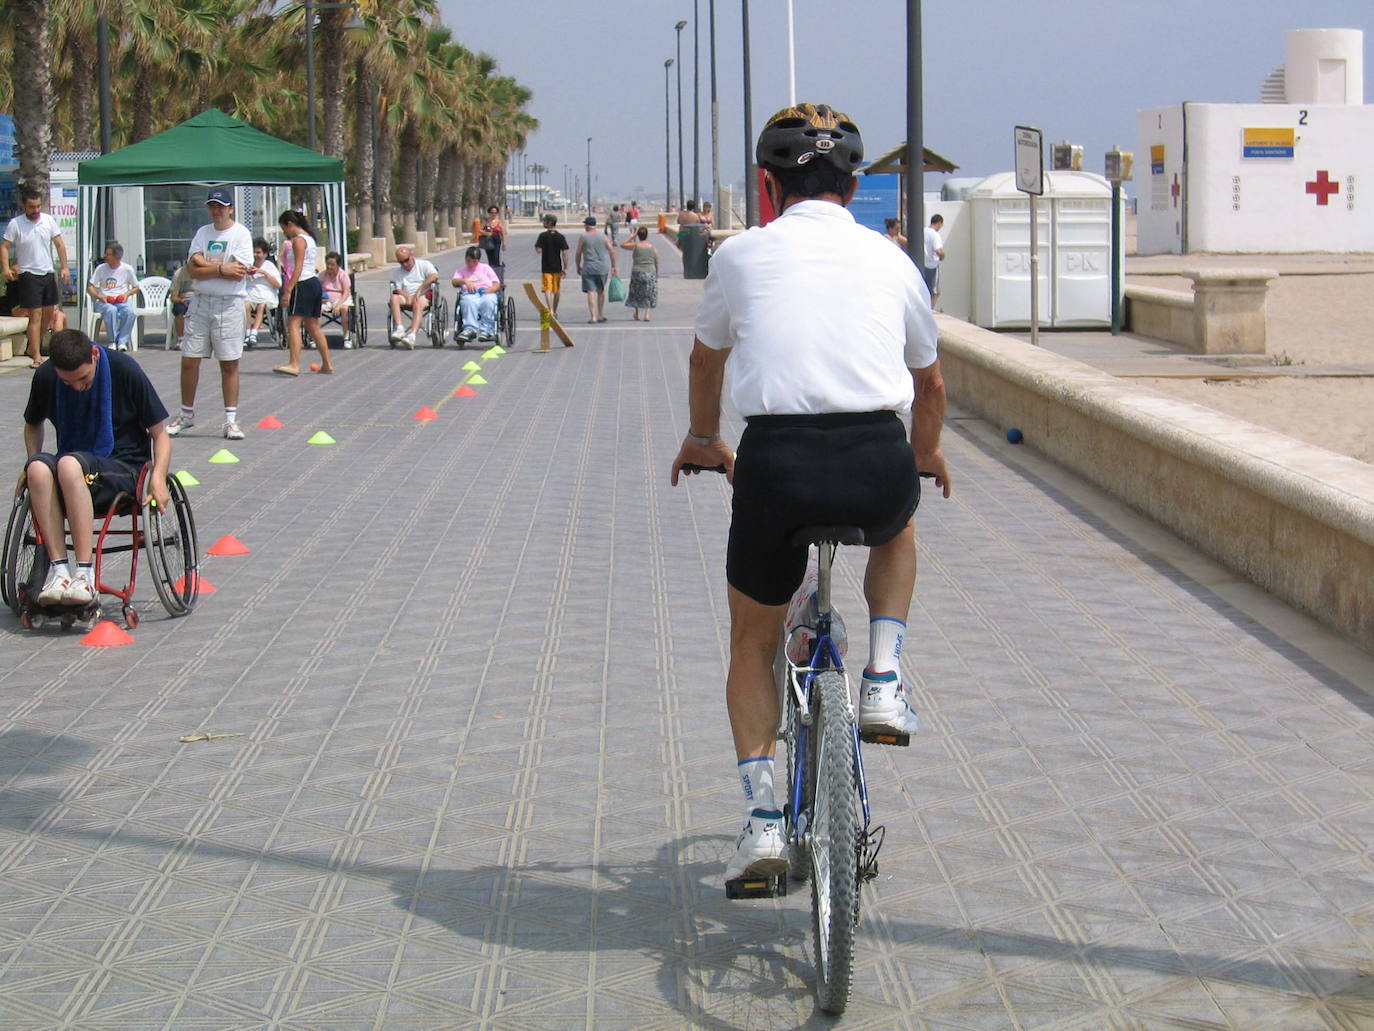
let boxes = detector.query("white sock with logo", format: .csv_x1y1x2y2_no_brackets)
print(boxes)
738,756,777,814
867,617,906,676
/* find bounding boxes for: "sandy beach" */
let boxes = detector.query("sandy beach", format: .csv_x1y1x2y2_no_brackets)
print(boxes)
1125,261,1374,465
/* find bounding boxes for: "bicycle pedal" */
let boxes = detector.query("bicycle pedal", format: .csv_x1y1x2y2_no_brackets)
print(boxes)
860,728,911,747
725,873,788,900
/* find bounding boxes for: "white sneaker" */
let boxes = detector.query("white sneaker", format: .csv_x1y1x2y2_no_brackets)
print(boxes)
342,336,353,349
62,573,95,606
166,415,194,437
724,808,787,882
37,567,70,606
403,331,415,349
858,670,919,737
223,421,244,441
389,325,402,341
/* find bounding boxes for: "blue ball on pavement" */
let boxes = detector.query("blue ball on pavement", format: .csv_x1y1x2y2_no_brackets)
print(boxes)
1006,428,1023,444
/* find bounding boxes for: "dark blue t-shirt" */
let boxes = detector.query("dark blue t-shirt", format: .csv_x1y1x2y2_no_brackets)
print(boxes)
24,349,169,466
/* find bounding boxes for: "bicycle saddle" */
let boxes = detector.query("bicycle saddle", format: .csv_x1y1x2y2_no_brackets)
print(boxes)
789,525,865,548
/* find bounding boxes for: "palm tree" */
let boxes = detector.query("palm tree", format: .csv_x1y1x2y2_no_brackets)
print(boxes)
8,0,56,192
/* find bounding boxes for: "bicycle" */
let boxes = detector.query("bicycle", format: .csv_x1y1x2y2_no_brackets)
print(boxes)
684,462,925,1015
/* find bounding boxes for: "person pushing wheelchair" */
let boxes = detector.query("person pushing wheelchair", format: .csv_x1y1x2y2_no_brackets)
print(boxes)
18,329,171,607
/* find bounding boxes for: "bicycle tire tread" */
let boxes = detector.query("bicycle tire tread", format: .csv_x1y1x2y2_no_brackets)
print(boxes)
811,669,859,1015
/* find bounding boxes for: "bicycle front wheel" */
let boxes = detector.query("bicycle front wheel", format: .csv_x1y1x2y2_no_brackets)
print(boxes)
809,669,860,1015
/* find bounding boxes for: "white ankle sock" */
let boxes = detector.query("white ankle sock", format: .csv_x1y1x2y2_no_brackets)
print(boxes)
52,558,71,580
225,406,238,424
180,405,194,421
738,756,776,812
77,562,93,580
867,617,906,676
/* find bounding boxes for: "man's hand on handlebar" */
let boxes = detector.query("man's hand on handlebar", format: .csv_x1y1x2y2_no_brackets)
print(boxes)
671,437,735,486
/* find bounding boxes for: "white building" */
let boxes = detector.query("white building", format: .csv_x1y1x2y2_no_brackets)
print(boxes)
1137,28,1369,254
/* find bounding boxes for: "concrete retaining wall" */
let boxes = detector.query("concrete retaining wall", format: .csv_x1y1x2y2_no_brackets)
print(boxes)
0,315,27,362
937,315,1374,647
1125,285,1194,348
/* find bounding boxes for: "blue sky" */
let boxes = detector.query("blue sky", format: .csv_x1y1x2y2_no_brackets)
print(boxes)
447,1,1373,205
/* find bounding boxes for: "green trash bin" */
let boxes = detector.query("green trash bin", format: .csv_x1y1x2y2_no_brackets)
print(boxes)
681,225,710,280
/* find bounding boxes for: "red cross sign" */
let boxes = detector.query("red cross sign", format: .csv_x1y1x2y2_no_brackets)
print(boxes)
1170,174,1180,208
1306,170,1340,205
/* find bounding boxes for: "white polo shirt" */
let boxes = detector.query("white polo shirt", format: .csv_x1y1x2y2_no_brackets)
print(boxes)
4,212,62,275
923,226,944,269
395,258,438,295
694,200,938,418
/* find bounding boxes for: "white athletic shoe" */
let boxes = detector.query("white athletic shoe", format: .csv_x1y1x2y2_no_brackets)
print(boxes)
166,415,194,437
37,567,70,607
858,670,920,736
61,573,95,606
388,325,402,341
403,331,415,349
223,421,245,441
724,808,787,883
342,336,353,349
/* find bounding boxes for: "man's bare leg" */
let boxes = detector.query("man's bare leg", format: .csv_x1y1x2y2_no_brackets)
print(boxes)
55,456,94,565
219,359,239,409
24,460,68,564
180,356,201,408
725,586,788,762
862,521,916,623
410,297,427,336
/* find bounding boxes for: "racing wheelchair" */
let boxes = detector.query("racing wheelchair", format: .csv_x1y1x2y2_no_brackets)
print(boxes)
446,263,516,351
2,463,200,630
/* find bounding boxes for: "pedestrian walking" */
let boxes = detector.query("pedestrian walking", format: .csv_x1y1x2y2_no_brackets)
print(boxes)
273,210,334,376
1,187,69,368
619,226,659,321
575,216,617,323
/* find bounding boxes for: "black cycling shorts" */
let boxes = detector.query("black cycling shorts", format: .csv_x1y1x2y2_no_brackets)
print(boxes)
727,411,920,606
27,452,141,513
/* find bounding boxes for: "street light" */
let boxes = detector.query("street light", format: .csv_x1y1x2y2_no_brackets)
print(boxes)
304,0,365,153
675,19,687,213
586,137,593,215
664,59,675,214
692,1,700,208
709,0,720,223
742,0,756,226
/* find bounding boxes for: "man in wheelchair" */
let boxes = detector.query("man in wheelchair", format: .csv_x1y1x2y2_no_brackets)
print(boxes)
388,245,438,349
19,329,170,607
451,246,501,343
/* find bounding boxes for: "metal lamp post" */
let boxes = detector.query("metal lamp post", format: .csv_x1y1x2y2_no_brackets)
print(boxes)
692,1,700,208
708,0,720,223
586,137,593,215
664,59,674,213
675,19,687,212
304,0,365,153
905,0,923,263
742,0,756,226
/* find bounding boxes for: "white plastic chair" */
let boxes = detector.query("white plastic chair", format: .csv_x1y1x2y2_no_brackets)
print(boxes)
131,276,172,351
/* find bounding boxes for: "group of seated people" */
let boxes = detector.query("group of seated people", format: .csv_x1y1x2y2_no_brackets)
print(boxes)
166,242,355,351
387,245,504,346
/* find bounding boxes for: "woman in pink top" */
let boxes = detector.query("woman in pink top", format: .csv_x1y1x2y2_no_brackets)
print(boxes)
451,246,502,343
320,251,353,347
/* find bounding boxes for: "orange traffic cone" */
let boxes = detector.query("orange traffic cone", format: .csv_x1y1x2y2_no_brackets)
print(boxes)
207,535,250,556
257,415,284,429
174,573,216,595
454,385,478,397
413,407,437,421
81,620,135,647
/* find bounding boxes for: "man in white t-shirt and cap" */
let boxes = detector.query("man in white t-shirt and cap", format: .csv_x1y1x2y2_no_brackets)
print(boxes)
921,214,945,310
169,188,254,441
1,188,70,368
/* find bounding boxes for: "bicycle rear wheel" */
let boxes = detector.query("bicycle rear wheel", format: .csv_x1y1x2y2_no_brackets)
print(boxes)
809,669,859,1015
776,640,811,884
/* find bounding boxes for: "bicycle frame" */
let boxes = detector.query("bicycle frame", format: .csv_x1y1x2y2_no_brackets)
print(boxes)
782,542,878,865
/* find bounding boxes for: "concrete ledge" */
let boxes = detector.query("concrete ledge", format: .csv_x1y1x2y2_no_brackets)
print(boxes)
1126,284,1195,348
937,314,1374,647
347,252,371,272
0,315,28,362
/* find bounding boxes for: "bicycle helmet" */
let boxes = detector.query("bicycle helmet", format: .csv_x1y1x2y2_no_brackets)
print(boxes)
755,103,864,173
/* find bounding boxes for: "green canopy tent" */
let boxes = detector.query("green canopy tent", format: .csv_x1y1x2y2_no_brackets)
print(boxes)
76,109,345,329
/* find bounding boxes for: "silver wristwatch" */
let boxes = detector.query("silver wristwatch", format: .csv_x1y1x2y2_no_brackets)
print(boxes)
687,430,721,446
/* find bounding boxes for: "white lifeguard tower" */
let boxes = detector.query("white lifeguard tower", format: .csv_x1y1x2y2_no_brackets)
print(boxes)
1137,28,1371,254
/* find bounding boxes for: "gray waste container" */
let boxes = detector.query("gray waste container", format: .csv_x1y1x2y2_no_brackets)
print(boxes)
681,225,710,279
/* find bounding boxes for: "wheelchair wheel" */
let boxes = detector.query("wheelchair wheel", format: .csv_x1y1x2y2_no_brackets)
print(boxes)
269,306,286,348
503,295,517,349
353,295,368,348
145,478,200,617
429,294,448,347
2,489,43,616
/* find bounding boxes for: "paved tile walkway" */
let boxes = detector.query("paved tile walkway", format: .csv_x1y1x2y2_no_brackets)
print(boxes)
2,231,1373,1029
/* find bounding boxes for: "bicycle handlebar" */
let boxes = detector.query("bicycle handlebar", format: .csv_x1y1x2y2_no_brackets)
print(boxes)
680,463,727,474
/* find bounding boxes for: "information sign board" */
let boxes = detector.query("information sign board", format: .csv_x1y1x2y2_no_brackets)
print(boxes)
1014,125,1044,196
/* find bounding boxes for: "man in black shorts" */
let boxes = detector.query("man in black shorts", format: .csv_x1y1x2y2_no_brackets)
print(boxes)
670,103,951,887
20,329,171,607
1,187,69,368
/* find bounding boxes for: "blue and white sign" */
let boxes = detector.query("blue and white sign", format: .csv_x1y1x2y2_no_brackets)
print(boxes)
850,173,901,233
0,114,15,169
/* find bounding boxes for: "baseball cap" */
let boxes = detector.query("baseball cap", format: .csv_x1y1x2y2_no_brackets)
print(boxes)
206,187,233,206
583,216,597,226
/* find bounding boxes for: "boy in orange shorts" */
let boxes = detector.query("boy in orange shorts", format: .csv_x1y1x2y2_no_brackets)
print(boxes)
534,215,569,316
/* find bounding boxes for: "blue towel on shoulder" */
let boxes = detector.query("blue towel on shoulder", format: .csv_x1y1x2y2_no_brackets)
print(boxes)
55,345,114,457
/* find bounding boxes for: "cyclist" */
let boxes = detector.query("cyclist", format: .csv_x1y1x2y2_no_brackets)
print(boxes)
670,103,951,886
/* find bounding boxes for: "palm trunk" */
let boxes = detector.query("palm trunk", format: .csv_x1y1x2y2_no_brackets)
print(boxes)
69,56,96,151
425,154,442,237
351,63,374,237
374,101,393,245
442,147,460,232
131,67,155,142
320,8,346,160
397,122,418,239
12,0,55,193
